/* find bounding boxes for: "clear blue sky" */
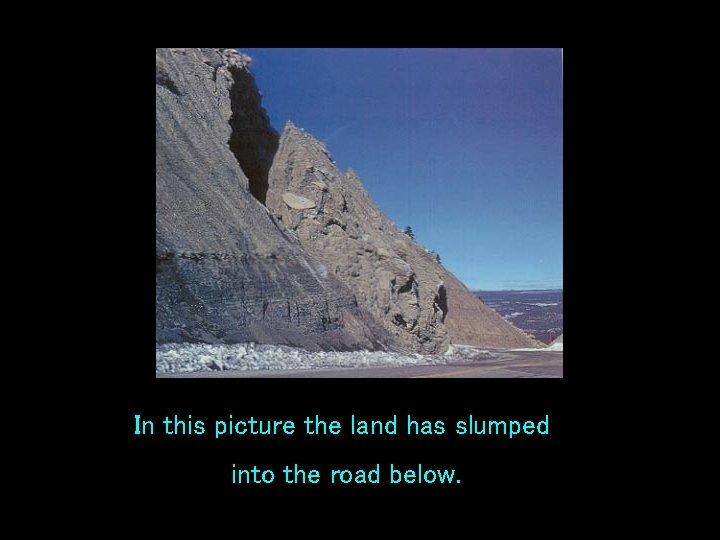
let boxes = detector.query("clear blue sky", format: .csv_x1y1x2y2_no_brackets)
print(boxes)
241,48,563,291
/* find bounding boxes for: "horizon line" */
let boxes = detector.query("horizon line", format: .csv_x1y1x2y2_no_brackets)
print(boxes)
473,287,563,292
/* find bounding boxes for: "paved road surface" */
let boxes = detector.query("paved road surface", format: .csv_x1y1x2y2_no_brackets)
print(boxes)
157,350,562,378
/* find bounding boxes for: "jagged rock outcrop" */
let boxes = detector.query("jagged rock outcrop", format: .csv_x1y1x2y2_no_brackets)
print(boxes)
156,48,394,350
267,122,538,352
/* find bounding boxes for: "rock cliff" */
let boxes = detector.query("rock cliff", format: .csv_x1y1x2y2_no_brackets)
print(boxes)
156,48,392,350
267,123,537,353
156,47,538,352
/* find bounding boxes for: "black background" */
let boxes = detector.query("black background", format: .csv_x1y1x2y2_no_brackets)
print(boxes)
125,379,564,500
89,44,596,512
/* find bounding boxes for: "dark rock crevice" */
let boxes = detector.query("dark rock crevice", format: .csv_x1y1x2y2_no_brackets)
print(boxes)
392,313,406,327
156,66,180,96
397,275,416,295
226,65,279,205
435,284,448,323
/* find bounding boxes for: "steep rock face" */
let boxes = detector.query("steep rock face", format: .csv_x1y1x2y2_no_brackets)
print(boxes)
267,123,538,352
156,48,393,350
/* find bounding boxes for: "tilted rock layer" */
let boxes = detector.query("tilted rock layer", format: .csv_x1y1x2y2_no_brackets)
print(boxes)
156,47,538,352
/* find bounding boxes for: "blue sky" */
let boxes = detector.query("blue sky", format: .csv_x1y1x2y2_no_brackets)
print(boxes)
242,48,562,291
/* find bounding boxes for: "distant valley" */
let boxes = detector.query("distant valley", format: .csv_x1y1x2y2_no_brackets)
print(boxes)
475,290,563,344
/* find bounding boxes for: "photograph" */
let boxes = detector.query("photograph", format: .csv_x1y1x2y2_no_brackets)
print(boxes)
155,47,563,378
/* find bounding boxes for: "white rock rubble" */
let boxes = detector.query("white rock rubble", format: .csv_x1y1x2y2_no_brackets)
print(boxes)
156,342,496,374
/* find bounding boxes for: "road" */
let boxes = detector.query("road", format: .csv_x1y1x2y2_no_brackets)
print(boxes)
157,350,562,378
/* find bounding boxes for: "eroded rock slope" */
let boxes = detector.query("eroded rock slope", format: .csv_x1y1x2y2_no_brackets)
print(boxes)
266,123,538,352
156,48,392,350
156,48,538,353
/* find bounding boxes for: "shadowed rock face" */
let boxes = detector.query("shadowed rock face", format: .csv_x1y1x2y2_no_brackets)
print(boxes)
156,48,393,350
156,47,539,352
267,123,539,352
